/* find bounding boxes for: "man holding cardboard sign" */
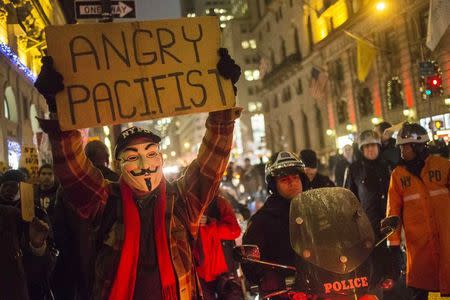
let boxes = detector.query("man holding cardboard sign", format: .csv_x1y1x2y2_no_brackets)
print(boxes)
35,17,241,300
0,170,57,300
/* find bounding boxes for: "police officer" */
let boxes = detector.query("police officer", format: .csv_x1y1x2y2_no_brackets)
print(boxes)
345,130,391,291
383,123,450,300
345,130,390,236
242,151,303,298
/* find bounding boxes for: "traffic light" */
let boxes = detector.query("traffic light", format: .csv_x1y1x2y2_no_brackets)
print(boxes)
425,75,443,96
419,60,443,98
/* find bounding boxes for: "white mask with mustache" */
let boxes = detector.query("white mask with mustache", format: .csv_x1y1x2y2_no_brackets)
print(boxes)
119,142,164,193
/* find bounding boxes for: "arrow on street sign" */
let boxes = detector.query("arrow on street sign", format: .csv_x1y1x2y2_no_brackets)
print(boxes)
75,0,136,19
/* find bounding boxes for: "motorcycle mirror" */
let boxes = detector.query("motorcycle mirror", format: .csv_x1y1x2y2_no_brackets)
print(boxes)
376,216,401,247
233,245,261,263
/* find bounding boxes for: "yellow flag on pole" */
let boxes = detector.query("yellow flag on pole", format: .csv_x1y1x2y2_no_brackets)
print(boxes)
357,39,377,82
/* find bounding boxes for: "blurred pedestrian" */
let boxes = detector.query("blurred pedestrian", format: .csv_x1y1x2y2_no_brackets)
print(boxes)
194,194,242,299
84,140,119,181
299,149,334,191
374,121,401,169
383,123,450,299
334,144,354,187
0,170,57,300
241,158,264,201
34,164,58,224
0,170,26,206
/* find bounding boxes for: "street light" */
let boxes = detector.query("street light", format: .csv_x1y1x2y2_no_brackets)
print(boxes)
346,124,355,131
371,117,382,125
375,1,386,12
403,108,411,117
445,97,450,106
326,129,335,136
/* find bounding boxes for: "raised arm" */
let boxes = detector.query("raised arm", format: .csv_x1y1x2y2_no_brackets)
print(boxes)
177,48,241,237
178,107,241,237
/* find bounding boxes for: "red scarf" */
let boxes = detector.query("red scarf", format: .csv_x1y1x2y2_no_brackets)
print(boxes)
109,179,177,300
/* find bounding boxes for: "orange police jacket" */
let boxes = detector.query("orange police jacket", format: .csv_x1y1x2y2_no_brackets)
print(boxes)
387,155,450,294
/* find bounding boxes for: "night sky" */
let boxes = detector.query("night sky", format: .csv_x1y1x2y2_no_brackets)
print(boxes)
135,0,182,21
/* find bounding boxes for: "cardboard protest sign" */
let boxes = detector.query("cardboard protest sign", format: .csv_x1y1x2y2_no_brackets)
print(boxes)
20,182,35,222
19,146,39,181
0,161,8,173
45,16,235,130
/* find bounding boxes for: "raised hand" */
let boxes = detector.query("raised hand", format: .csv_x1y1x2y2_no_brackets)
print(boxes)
217,48,241,95
34,56,64,113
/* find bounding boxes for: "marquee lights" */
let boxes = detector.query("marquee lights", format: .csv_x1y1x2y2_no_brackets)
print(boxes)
0,43,36,82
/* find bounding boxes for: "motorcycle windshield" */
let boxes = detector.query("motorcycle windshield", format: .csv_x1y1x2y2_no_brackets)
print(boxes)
290,187,375,274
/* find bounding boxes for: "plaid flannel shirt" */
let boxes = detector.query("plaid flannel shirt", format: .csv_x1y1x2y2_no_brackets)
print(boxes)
39,107,241,299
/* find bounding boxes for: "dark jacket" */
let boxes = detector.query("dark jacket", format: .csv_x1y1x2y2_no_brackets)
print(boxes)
334,156,351,187
242,195,295,295
94,165,120,182
51,166,119,300
34,184,59,225
52,187,95,300
380,138,400,169
0,204,56,300
301,173,335,191
345,157,390,235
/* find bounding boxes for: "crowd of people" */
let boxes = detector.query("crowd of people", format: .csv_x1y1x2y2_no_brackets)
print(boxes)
1,49,449,300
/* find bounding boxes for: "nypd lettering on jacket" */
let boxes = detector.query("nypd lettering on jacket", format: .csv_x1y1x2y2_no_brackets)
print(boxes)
323,276,369,294
400,169,442,189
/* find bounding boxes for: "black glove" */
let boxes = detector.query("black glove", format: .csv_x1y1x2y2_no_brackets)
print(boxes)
34,56,64,113
385,246,402,281
217,48,241,95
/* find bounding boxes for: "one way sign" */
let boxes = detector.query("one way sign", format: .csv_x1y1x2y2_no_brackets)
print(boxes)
75,1,136,19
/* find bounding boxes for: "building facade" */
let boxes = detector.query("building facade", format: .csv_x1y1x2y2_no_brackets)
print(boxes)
0,0,67,170
251,0,449,165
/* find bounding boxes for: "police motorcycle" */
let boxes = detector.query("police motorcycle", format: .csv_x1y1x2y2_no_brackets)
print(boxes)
234,187,400,300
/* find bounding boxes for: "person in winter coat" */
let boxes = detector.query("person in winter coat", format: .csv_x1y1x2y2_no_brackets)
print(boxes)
194,194,242,299
299,149,334,191
242,151,303,298
345,131,390,237
0,170,57,300
383,122,450,300
334,144,354,187
374,121,400,169
345,130,391,288
34,48,241,300
34,164,59,224
85,140,120,181
51,147,120,300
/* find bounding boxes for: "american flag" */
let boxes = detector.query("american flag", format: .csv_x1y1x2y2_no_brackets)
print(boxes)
309,67,328,100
